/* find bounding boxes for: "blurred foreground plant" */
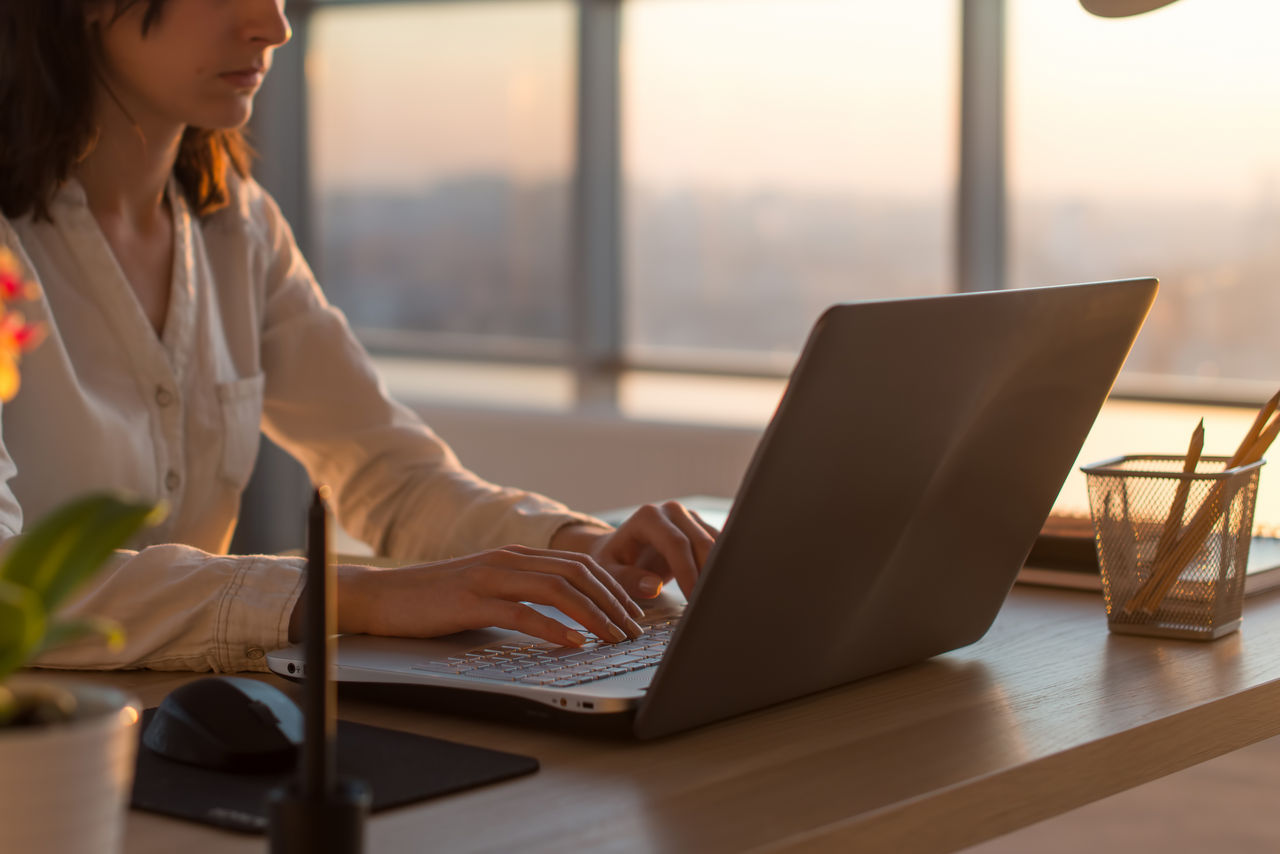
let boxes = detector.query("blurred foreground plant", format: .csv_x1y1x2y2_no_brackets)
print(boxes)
0,247,164,724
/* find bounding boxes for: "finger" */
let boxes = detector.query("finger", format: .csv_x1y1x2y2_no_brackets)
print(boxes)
475,599,591,648
667,504,718,569
513,543,646,621
470,565,623,643
611,564,666,600
587,554,647,620
473,556,640,642
499,544,645,629
623,504,700,598
689,508,722,538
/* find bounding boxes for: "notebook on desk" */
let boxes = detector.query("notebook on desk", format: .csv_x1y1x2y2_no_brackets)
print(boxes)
1022,513,1280,596
268,278,1158,739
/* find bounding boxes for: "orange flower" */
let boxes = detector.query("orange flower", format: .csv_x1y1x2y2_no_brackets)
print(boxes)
0,248,22,303
0,352,18,402
0,248,46,403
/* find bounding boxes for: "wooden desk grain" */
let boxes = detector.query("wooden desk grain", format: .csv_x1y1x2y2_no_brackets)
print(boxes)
45,585,1280,853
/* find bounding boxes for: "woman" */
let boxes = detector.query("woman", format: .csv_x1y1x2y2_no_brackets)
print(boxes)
0,0,716,671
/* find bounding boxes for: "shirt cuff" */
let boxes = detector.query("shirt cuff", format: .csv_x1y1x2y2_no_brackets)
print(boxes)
214,555,306,672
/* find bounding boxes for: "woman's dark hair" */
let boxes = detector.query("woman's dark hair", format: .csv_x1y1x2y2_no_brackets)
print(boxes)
0,0,251,221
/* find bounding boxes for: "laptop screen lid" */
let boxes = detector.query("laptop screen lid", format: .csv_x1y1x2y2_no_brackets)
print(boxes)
633,278,1157,738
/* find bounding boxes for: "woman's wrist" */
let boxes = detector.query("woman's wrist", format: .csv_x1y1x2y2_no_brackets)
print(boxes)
335,563,376,635
549,521,612,555
287,562,375,642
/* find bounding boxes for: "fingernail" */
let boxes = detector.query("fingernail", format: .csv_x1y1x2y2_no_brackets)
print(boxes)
625,617,645,639
566,630,587,646
606,624,627,643
637,575,663,597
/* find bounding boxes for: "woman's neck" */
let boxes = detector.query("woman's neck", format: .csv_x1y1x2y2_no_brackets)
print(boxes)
74,98,181,338
75,97,183,230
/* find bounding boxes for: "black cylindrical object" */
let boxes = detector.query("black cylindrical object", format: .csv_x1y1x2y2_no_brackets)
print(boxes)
269,486,369,852
268,778,370,854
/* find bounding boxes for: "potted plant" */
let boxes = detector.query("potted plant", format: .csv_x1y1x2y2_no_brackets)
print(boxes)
0,246,165,854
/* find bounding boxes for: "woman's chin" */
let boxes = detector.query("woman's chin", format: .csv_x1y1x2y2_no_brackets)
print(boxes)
192,99,256,133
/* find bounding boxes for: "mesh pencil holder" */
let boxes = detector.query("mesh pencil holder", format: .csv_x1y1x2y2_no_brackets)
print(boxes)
1081,454,1264,640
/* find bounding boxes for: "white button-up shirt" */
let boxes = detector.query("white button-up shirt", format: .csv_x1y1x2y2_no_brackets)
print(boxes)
0,174,596,672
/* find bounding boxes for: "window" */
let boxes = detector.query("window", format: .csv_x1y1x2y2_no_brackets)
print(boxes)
1009,0,1280,383
622,0,957,368
308,2,575,359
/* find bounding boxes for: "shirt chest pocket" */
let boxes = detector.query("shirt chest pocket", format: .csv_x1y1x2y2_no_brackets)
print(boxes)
215,374,265,487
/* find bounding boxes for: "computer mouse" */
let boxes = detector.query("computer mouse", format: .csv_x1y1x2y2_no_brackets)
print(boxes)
142,676,303,773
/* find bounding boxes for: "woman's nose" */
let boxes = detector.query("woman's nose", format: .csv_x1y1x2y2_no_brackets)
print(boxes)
243,0,291,48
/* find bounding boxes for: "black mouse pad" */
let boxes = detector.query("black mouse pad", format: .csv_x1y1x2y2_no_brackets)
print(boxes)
131,709,539,833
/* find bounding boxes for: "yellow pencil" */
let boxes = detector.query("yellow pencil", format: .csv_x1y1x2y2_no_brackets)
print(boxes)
1124,419,1204,614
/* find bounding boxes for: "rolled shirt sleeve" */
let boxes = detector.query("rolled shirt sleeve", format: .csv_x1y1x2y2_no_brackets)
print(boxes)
29,548,306,673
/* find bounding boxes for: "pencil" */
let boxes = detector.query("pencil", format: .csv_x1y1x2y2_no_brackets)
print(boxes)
1124,420,1203,614
1159,418,1204,561
1241,410,1280,467
1229,389,1279,467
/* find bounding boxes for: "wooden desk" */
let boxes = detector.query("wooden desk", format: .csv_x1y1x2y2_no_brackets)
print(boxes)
52,585,1280,853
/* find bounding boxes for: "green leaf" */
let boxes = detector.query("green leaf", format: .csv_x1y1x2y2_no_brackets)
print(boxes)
0,578,44,683
0,496,102,586
0,493,165,613
37,616,125,657
37,497,166,611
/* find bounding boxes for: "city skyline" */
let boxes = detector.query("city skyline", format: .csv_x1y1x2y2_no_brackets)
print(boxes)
316,175,1280,382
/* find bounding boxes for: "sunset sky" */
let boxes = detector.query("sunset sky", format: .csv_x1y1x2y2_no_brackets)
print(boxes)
306,0,1280,205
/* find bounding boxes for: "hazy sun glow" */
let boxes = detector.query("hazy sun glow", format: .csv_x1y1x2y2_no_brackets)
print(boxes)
309,0,1280,204
1011,0,1280,205
309,0,958,197
623,0,957,197
309,2,574,191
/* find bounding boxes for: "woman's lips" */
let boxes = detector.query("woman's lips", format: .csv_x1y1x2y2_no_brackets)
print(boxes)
220,69,264,90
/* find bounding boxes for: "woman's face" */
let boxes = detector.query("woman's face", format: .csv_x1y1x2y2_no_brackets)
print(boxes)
92,0,291,136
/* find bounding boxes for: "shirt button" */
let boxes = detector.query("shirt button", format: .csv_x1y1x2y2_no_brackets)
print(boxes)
246,647,266,660
155,386,174,407
165,470,181,491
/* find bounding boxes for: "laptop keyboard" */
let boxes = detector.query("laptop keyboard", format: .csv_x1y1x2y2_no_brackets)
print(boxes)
411,615,680,687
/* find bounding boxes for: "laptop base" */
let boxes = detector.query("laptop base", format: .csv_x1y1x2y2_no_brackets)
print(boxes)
278,676,641,738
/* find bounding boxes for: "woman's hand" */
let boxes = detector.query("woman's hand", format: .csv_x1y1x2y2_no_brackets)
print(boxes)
299,545,647,648
550,501,720,601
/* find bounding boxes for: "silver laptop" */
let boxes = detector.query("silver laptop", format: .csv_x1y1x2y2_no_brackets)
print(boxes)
268,279,1158,739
